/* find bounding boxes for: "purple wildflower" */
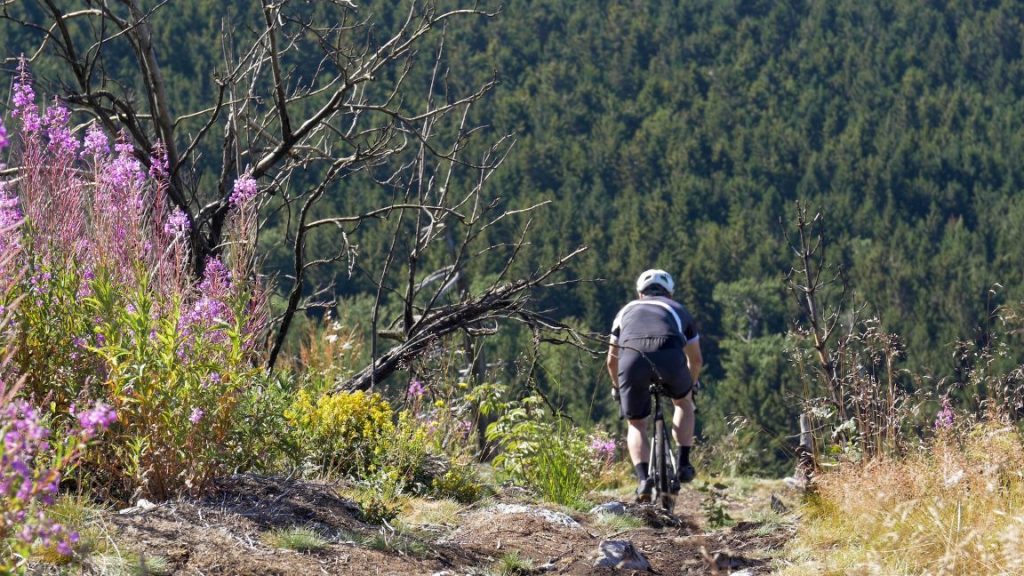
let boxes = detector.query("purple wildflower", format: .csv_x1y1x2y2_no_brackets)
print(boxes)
76,402,117,438
11,57,40,134
102,132,145,191
56,540,73,556
82,124,109,158
200,257,231,293
149,140,169,183
1,400,90,558
178,257,234,348
408,378,425,397
0,121,8,151
230,172,258,207
934,397,955,430
164,207,191,237
203,372,222,388
189,408,205,425
589,435,616,460
43,100,78,157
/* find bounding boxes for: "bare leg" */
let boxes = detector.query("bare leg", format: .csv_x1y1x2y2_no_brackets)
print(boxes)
627,418,649,464
672,392,695,447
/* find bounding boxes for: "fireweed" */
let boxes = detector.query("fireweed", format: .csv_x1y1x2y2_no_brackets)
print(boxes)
1,61,270,501
0,400,116,570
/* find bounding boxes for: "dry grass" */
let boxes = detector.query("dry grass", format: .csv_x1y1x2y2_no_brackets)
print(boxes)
781,421,1024,575
397,497,465,528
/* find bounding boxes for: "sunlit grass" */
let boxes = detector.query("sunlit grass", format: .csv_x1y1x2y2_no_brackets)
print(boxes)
264,526,328,552
33,494,107,564
89,552,173,576
781,421,1024,575
363,527,430,557
493,550,534,575
398,497,464,528
595,512,644,533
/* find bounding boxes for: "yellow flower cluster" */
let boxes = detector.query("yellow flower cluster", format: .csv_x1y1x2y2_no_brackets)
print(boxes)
285,389,395,474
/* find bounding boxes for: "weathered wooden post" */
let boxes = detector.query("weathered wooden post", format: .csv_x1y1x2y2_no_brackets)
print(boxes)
793,412,816,488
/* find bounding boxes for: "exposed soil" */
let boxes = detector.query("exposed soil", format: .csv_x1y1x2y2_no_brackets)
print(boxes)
57,474,798,575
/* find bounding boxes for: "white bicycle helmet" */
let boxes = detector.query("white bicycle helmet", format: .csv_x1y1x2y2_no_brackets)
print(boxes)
635,269,674,295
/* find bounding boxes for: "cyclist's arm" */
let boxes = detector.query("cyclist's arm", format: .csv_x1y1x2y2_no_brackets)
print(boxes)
683,338,702,385
606,342,619,387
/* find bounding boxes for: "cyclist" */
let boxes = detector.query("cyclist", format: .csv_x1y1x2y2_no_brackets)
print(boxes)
607,269,703,502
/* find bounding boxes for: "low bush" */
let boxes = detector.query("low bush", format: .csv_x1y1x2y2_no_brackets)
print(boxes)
486,395,614,507
285,389,395,476
430,461,485,504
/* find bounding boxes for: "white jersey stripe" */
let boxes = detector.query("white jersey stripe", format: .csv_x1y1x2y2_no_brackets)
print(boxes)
611,299,684,335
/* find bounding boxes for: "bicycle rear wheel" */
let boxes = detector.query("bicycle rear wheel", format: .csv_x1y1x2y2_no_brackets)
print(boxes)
654,418,677,513
653,420,669,496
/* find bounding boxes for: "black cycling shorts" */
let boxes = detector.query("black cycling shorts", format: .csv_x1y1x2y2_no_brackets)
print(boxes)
616,336,693,419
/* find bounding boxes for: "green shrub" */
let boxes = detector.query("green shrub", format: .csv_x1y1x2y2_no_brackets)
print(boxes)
285,389,395,476
486,396,602,507
430,461,484,503
352,470,405,524
82,269,265,500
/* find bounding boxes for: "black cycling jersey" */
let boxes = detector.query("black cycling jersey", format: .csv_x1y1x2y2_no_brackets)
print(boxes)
610,296,700,419
610,295,699,346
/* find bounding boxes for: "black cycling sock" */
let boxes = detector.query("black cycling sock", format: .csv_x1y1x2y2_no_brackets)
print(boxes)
678,446,691,470
635,462,649,482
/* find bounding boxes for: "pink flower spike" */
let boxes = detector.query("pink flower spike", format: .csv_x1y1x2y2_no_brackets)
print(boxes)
934,397,955,430
44,99,78,156
230,172,259,207
56,540,73,556
77,402,117,438
83,124,110,157
150,140,169,182
165,207,191,237
12,56,40,133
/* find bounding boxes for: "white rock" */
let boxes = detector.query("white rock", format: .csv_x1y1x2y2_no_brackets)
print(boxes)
589,501,627,516
489,504,582,529
593,539,650,570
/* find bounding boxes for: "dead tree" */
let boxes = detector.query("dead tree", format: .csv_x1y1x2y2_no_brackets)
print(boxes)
783,202,847,480
2,1,592,375
784,202,848,418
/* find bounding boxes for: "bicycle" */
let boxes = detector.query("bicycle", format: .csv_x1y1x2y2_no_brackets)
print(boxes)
646,380,679,513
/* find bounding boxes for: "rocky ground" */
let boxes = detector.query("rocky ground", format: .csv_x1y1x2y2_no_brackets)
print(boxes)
58,474,799,575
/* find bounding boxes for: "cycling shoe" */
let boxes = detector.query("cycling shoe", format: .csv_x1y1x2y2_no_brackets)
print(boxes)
678,464,696,484
635,478,654,503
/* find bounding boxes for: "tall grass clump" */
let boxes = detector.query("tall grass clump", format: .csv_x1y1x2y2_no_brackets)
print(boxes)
783,208,1024,574
1,59,273,502
784,416,1024,575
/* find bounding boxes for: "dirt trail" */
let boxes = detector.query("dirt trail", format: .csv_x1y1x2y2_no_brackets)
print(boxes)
69,474,797,575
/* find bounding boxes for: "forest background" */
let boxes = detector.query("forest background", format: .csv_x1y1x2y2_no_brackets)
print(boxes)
4,0,1023,479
